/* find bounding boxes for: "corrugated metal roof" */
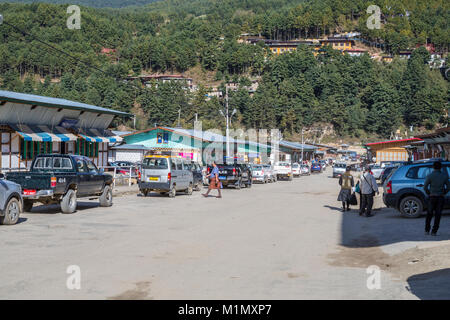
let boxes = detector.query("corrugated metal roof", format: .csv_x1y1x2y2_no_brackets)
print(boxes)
0,90,130,117
279,140,317,151
111,144,151,150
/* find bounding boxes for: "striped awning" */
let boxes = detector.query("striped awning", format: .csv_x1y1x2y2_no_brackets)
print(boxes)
77,128,123,143
9,124,78,142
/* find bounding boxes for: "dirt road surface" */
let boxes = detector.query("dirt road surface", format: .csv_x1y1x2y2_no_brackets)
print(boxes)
1,168,449,299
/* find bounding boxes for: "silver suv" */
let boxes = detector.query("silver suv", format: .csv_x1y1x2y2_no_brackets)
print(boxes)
332,162,347,178
0,174,22,225
138,156,194,198
383,161,450,218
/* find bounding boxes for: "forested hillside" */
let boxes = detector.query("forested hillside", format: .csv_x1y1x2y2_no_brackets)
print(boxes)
0,0,448,140
0,0,160,8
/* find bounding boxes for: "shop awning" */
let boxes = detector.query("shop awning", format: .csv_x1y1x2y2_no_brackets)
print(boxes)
9,124,78,142
77,128,123,143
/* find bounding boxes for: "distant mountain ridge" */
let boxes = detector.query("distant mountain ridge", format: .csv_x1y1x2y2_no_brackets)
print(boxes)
0,0,161,8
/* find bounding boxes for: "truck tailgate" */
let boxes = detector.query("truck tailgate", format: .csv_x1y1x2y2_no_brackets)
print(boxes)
5,172,52,190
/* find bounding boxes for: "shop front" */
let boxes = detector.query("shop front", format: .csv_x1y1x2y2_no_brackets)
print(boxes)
0,90,129,171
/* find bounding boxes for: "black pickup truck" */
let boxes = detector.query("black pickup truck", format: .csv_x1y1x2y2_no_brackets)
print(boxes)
207,161,252,189
6,154,113,214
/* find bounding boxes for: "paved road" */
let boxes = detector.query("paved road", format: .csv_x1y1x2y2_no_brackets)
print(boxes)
1,168,449,299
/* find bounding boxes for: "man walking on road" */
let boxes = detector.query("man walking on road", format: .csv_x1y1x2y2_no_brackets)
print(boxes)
359,165,378,217
424,161,449,236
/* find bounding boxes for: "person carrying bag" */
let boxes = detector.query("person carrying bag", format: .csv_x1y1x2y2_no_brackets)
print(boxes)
359,165,379,217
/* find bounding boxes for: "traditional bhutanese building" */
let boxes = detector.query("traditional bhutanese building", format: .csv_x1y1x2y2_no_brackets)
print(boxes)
364,138,423,164
319,38,355,51
0,90,129,170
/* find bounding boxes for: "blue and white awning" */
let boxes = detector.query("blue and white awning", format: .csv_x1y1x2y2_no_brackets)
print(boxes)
9,124,78,142
77,128,123,143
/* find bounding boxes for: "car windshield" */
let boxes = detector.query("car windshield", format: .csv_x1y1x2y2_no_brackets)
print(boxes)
335,163,346,168
292,164,299,168
143,158,168,169
252,165,262,170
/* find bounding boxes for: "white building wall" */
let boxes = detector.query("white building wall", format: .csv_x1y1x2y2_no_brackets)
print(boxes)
115,150,143,163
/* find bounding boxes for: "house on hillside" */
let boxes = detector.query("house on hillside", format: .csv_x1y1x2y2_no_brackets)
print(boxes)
125,75,195,92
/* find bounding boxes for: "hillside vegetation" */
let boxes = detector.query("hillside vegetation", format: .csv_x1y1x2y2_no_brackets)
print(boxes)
0,0,448,140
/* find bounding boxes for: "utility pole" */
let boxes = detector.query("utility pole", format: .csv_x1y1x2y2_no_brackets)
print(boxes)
220,85,236,162
301,128,304,165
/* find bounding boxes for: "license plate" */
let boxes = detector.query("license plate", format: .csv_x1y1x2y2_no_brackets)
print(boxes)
219,176,226,180
148,177,159,181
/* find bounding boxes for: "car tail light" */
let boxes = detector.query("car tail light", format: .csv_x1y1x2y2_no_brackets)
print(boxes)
207,167,210,174
233,168,236,175
23,189,36,195
51,177,57,188
138,169,141,180
386,181,392,194
168,173,171,181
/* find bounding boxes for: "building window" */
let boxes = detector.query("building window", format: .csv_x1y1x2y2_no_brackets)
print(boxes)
75,138,98,158
163,132,169,144
20,138,52,161
157,133,163,144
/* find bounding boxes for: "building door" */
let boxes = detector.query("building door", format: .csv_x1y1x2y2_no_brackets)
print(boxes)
61,142,67,154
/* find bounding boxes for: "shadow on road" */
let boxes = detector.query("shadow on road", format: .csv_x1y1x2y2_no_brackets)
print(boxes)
406,268,450,300
328,205,450,248
29,201,99,214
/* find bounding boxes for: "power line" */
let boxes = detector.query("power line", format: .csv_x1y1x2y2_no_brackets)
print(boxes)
1,20,111,78
1,18,146,94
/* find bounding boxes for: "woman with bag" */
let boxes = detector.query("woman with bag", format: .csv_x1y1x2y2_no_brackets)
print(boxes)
202,161,222,198
337,166,354,212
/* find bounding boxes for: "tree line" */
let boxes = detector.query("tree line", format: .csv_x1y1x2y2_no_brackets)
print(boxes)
0,1,448,139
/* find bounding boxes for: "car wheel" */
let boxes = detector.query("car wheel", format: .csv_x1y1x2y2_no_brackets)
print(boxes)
168,186,176,198
23,200,33,212
0,197,20,225
399,196,423,218
99,185,113,207
61,189,77,214
142,189,149,197
247,181,252,188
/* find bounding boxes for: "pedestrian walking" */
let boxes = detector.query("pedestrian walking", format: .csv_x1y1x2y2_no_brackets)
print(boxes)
202,161,222,198
424,161,449,236
337,166,354,212
359,165,379,217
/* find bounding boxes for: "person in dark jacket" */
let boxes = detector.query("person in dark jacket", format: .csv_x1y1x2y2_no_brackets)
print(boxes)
337,166,354,211
424,161,449,236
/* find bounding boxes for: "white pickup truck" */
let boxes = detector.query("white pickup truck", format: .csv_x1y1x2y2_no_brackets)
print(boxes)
274,162,293,181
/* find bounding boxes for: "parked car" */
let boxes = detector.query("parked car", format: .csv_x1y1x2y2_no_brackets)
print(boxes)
370,164,384,180
263,164,277,182
139,156,194,197
6,154,113,214
300,164,310,175
274,162,293,181
332,162,347,178
383,161,450,218
292,163,302,177
311,162,322,173
109,161,138,177
206,161,252,189
380,165,402,185
251,164,268,184
184,162,204,191
0,174,22,225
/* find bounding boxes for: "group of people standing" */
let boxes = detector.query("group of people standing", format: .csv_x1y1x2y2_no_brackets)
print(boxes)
338,161,448,235
337,165,379,217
